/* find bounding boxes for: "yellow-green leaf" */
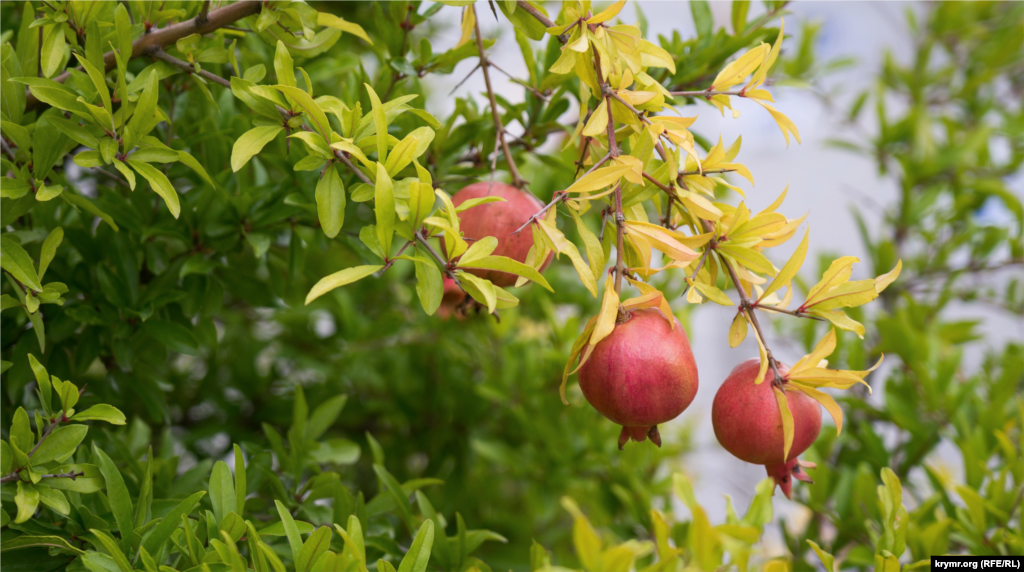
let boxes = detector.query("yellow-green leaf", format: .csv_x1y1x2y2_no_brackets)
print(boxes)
306,265,383,305
774,386,794,461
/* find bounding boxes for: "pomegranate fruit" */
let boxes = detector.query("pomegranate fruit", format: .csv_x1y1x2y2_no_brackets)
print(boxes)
447,182,553,287
578,308,699,449
711,359,822,497
437,277,466,320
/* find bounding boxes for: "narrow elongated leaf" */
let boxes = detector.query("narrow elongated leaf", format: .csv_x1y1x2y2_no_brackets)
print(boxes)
140,491,205,558
274,500,303,566
365,84,388,164
316,165,346,238
773,386,795,461
458,255,553,292
92,446,134,556
297,527,333,572
37,227,63,280
30,425,87,466
306,265,383,305
209,461,235,524
1,236,43,291
127,160,180,218
761,227,808,301
374,163,395,256
398,520,434,572
231,126,283,172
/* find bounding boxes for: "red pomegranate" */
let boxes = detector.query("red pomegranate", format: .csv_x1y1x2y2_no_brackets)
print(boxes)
447,182,553,287
437,277,466,320
711,359,822,498
578,308,699,449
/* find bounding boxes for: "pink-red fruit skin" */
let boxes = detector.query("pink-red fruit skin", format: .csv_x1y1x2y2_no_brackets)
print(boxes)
448,182,553,287
712,359,822,497
437,277,466,320
577,309,699,448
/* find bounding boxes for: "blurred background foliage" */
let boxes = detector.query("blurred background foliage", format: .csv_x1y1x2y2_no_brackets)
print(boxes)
1,1,1021,570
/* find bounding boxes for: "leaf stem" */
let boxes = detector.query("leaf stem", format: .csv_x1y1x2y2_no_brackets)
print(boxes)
0,470,84,484
414,231,462,290
510,153,611,236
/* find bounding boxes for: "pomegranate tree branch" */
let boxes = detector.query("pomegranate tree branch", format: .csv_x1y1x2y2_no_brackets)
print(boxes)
380,240,414,273
415,230,463,290
147,48,231,88
26,0,261,111
472,5,526,188
511,152,612,236
670,90,745,98
0,470,84,484
197,0,211,26
593,50,626,299
756,305,826,322
515,1,569,44
700,219,785,382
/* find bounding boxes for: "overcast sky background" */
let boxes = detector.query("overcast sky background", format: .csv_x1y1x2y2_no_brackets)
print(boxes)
418,1,1023,549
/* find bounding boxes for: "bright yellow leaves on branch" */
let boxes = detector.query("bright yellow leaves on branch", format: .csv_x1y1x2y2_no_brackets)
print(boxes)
689,20,801,145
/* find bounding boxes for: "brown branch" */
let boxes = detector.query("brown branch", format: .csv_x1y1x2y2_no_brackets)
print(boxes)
515,1,568,44
414,231,462,290
1,138,17,162
0,470,84,485
755,305,826,322
26,0,261,111
380,240,414,273
147,48,231,88
670,90,745,98
701,219,785,382
472,5,526,188
593,48,626,300
511,153,612,236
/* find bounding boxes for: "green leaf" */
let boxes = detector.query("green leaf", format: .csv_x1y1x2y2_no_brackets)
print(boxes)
457,272,497,314
317,13,373,45
1,177,30,200
31,425,87,465
276,84,331,140
274,499,303,566
14,482,39,523
306,395,348,441
374,163,395,256
127,159,180,218
297,526,333,572
457,255,553,291
233,444,246,515
731,0,750,33
398,520,434,572
37,227,63,280
306,265,383,305
690,0,713,37
92,446,134,556
140,491,206,558
0,534,85,555
73,53,111,114
71,404,126,425
273,40,296,88
40,25,65,78
114,4,133,67
1,236,43,291
316,164,346,239
209,460,235,525
373,464,416,534
257,519,316,537
125,72,159,149
141,319,198,355
231,126,283,172
46,115,99,148
365,83,388,164
414,258,443,315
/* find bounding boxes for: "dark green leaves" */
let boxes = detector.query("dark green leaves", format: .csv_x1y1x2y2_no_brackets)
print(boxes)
1,236,42,291
92,446,134,556
140,319,198,355
30,425,87,465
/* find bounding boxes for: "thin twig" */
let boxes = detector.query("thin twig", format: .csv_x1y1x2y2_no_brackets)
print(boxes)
380,240,414,273
702,219,785,382
0,470,84,484
472,5,526,188
196,0,211,26
414,231,462,290
1,139,17,162
670,90,745,98
593,48,625,299
756,305,826,321
510,153,612,236
148,48,230,88
515,0,568,43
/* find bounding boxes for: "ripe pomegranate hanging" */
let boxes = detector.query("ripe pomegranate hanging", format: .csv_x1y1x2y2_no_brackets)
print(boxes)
448,182,553,287
578,308,699,449
712,359,822,498
437,277,466,320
